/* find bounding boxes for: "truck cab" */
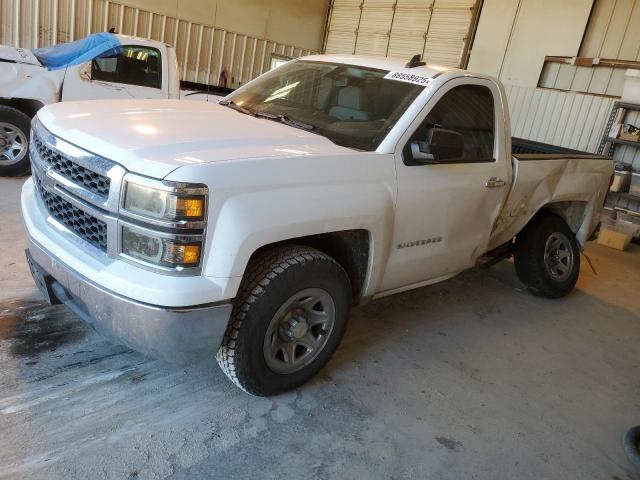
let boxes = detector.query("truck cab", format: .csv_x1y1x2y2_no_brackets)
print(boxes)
0,33,180,175
60,37,179,102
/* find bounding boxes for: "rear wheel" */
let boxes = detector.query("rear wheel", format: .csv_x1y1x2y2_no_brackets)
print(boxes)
216,245,351,396
514,215,581,298
0,106,31,176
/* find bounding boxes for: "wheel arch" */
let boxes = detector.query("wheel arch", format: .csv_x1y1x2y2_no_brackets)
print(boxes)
246,229,372,305
516,201,591,244
538,201,589,234
0,98,45,119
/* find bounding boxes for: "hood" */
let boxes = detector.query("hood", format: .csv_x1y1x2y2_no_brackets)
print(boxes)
0,46,41,66
37,99,354,178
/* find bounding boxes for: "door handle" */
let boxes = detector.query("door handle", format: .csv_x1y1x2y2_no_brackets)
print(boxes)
485,177,506,188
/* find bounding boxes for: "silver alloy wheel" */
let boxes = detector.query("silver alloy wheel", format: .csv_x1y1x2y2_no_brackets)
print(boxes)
0,122,28,166
543,232,574,281
263,287,336,374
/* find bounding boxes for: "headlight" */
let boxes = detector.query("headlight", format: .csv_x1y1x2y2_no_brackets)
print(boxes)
122,226,201,267
119,176,207,273
123,181,206,222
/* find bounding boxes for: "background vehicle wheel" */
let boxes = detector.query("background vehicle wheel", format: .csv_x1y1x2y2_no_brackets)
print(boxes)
623,425,640,474
514,214,581,298
0,106,31,176
216,245,351,396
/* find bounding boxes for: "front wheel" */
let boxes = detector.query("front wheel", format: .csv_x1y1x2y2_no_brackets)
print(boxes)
0,106,31,176
514,215,581,298
216,245,351,396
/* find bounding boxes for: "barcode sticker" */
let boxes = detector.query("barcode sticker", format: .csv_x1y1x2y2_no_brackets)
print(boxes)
384,71,432,86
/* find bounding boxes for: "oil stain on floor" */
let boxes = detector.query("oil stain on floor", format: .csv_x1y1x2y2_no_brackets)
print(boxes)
0,300,88,358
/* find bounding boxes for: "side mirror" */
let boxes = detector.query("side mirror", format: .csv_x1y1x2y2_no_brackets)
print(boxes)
78,62,92,81
411,128,464,163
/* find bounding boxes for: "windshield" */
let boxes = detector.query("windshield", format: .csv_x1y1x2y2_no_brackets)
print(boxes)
224,60,425,151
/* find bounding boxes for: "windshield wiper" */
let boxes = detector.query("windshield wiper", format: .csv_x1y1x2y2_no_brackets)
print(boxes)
254,111,316,132
218,100,254,116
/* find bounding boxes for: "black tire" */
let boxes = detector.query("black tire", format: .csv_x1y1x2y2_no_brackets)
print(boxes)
624,426,640,475
216,245,351,396
514,214,581,298
0,106,32,176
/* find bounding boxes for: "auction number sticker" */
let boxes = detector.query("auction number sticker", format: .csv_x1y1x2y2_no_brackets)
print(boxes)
384,71,431,86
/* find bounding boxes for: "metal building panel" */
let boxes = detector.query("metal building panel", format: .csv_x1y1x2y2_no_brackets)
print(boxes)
607,69,627,96
554,64,577,91
541,90,567,144
507,84,616,154
354,0,395,54
358,0,395,33
566,94,591,148
390,3,432,33
355,34,391,55
521,88,543,139
325,2,362,54
325,0,475,65
538,62,560,88
396,0,431,6
587,67,613,95
553,93,577,147
513,86,534,137
575,96,602,152
526,89,548,141
387,33,427,58
599,0,634,58
325,31,358,54
570,66,594,93
423,4,473,66
387,3,432,58
327,4,362,32
579,0,616,57
1,0,13,45
3,0,317,88
620,1,640,60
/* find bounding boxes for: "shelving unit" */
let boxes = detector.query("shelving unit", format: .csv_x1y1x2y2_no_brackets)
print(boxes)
598,101,640,156
598,101,640,218
615,192,640,202
606,137,640,148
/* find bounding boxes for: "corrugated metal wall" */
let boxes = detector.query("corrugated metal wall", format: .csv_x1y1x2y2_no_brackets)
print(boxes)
506,84,616,154
324,0,478,67
538,0,640,97
0,0,316,88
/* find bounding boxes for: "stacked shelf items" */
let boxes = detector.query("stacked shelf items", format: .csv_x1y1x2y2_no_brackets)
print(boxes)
599,101,640,220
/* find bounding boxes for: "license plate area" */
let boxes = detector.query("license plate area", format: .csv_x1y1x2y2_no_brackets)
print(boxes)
25,249,61,305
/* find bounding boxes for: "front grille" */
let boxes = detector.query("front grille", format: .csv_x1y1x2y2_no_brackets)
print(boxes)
33,136,110,197
34,176,108,252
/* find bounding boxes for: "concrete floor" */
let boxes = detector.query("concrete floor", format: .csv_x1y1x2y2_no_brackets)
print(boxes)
1,176,639,480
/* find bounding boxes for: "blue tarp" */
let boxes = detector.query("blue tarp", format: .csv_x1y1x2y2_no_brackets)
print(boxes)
33,33,122,70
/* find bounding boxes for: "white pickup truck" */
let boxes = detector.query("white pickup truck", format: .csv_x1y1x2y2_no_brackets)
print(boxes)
21,54,613,396
1,32,221,175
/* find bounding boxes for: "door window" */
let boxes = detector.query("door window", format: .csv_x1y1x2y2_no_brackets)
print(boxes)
404,84,495,164
92,46,162,89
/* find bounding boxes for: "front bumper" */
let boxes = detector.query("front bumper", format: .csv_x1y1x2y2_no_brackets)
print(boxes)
26,238,232,364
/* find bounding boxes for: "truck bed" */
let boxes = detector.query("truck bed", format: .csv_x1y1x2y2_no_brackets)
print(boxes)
486,140,613,251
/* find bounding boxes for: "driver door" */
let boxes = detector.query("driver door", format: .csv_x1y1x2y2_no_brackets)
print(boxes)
61,45,166,101
380,77,510,292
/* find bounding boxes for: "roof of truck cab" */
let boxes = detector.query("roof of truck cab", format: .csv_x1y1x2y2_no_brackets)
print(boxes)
300,54,459,78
